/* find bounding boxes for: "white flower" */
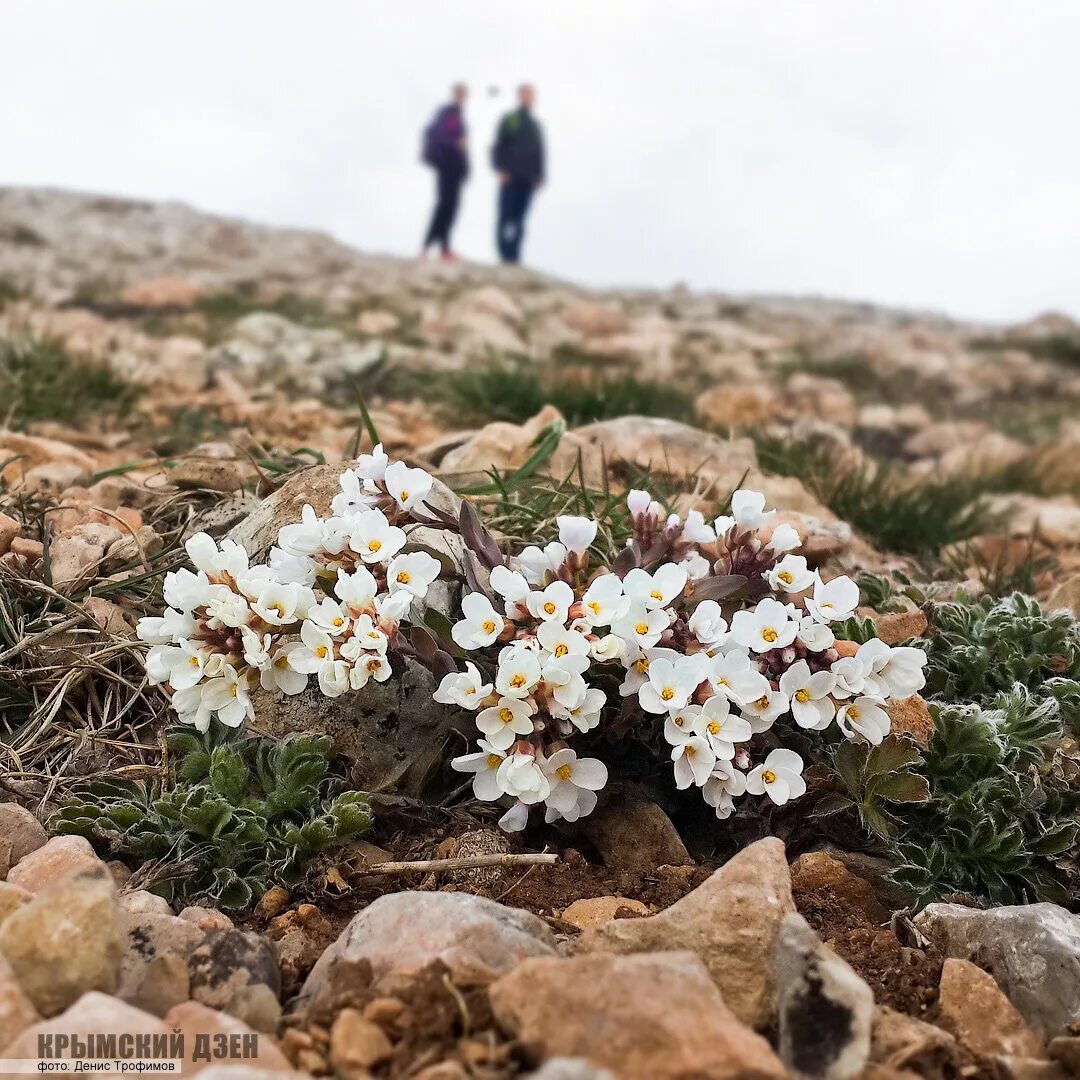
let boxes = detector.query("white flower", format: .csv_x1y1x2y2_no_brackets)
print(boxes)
349,509,406,564
557,515,598,555
537,621,590,661
703,760,747,819
855,638,927,699
171,683,214,732
376,591,412,623
200,666,254,728
626,489,653,516
260,642,308,695
490,565,530,606
681,509,717,544
554,686,607,732
730,597,798,653
203,587,252,630
355,443,389,482
581,574,629,627
765,554,816,594
250,580,313,625
589,634,626,662
289,620,337,674
837,696,891,744
186,533,249,579
542,749,607,821
163,568,213,613
730,489,775,531
451,740,507,800
741,688,789,732
611,604,670,649
769,522,802,553
680,551,712,580
348,652,392,690
497,751,552,805
693,696,753,758
671,736,717,789
331,469,377,517
542,653,591,711
152,640,209,689
277,505,328,557
831,655,869,699
797,616,835,653
806,575,860,623
383,459,433,512
476,697,535,750
318,658,351,697
387,551,441,599
499,801,531,832
688,600,728,646
495,646,543,699
452,592,505,650
348,614,389,653
268,547,317,586
434,661,493,709
745,748,806,805
307,597,352,636
137,608,197,644
240,627,273,670
623,564,688,610
638,655,708,715
779,660,837,730
517,542,567,585
335,567,378,612
708,649,771,705
526,580,575,623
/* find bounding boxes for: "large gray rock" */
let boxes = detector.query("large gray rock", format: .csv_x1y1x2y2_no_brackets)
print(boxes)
775,913,874,1079
915,902,1080,1037
299,891,556,1005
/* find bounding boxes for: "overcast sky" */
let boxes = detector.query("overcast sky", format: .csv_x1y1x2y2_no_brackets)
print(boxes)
4,1,1078,322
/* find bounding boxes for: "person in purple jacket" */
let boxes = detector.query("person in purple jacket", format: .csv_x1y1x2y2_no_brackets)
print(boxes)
420,83,469,261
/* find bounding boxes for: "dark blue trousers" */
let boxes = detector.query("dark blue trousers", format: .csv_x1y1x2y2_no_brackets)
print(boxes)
497,178,536,263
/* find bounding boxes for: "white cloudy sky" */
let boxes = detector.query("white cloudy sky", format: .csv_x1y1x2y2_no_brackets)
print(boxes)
4,1,1078,322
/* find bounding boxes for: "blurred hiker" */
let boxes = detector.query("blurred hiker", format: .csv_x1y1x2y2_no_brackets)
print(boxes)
421,83,469,260
492,84,545,264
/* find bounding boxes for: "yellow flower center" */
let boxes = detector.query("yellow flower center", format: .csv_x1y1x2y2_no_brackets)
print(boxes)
755,694,769,709
396,571,410,585
556,764,573,781
795,689,810,703
230,684,239,698
366,658,382,671
635,658,649,674
482,620,496,634
635,623,649,635
718,677,730,687
510,673,527,688
848,706,861,721
587,600,601,614
707,721,721,735
188,656,200,667
315,645,329,659
555,643,569,657
685,745,697,757
762,627,778,643
673,715,685,726
271,603,285,615
367,539,382,552
543,601,557,615
486,753,502,769
399,489,409,502
333,616,345,626
650,590,663,602
778,571,793,584
762,769,776,784
499,707,515,724
660,687,675,701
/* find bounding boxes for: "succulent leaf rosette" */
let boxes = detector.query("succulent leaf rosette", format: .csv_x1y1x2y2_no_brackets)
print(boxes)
139,449,927,833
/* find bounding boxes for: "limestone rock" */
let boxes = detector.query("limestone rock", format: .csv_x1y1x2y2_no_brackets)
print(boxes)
869,1005,959,1077
872,609,929,645
581,791,692,874
165,999,292,1071
936,957,1043,1059
560,896,650,930
119,275,204,309
695,384,779,427
187,928,281,1021
775,912,875,1079
526,1061,616,1080
0,954,40,1052
790,850,890,924
0,881,33,927
886,694,935,749
300,890,556,1004
560,301,630,338
0,803,48,865
119,889,173,916
490,951,787,1080
0,865,125,1016
329,1007,394,1070
0,512,20,555
914,902,1080,1037
577,836,795,1029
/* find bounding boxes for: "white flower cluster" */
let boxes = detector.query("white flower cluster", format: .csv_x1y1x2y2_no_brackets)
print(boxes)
444,488,927,831
137,446,444,731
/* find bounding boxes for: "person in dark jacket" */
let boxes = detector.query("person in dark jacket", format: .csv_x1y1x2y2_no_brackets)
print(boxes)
492,84,545,264
421,83,469,260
